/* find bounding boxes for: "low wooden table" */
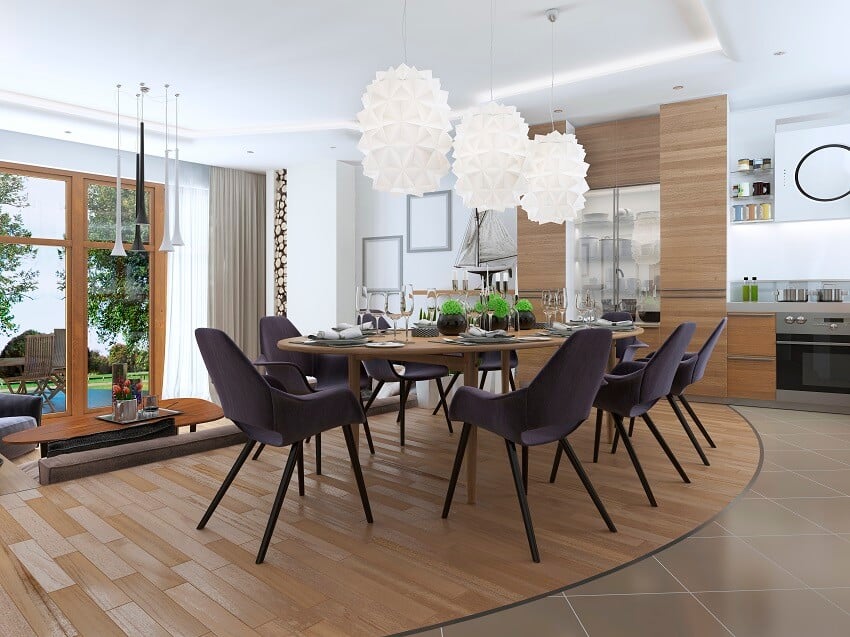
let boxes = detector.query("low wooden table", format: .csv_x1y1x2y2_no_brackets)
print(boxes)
1,397,223,458
279,328,642,504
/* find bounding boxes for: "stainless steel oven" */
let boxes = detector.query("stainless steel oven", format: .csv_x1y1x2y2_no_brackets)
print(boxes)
776,313,850,406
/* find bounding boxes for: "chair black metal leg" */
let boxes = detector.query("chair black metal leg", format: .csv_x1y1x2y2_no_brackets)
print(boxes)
509,372,516,391
679,395,716,448
505,440,540,563
398,381,411,446
198,441,256,529
667,396,710,466
442,422,472,519
256,442,300,564
297,442,305,496
559,438,617,532
342,424,373,523
522,444,529,494
252,443,265,461
549,443,563,483
613,414,657,507
362,419,376,455
593,408,603,463
642,413,690,484
363,381,384,414
315,432,322,475
478,370,488,390
628,417,635,437
432,373,459,416
435,377,454,434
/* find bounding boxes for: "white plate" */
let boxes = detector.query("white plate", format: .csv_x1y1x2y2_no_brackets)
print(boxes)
365,341,405,348
517,336,552,341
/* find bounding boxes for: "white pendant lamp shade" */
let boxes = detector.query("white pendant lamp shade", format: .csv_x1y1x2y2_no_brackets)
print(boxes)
520,130,589,224
452,102,530,212
631,210,661,265
357,64,453,196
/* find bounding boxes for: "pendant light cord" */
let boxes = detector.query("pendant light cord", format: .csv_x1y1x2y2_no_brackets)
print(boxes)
550,14,555,131
402,0,408,64
490,0,495,102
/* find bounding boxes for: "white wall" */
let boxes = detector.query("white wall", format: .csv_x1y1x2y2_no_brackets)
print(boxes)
265,169,276,316
728,94,850,282
354,167,518,292
286,160,358,332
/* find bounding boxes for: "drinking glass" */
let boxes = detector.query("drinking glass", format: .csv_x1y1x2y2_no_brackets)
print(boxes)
143,395,159,413
355,285,368,327
558,288,568,323
401,284,415,341
385,291,403,340
542,290,553,327
369,291,386,331
425,288,438,322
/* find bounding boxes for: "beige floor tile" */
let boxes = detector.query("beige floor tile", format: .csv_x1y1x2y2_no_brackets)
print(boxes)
775,433,850,450
749,419,808,435
813,586,850,614
813,449,850,465
749,470,844,498
777,497,850,533
745,534,850,588
568,592,729,637
768,450,848,471
758,435,801,451
712,498,827,536
656,536,802,591
792,418,850,435
796,470,850,496
697,589,850,637
566,557,685,596
688,521,732,538
443,597,586,637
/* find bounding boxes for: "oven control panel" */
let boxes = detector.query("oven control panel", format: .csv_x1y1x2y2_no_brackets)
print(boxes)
777,313,850,334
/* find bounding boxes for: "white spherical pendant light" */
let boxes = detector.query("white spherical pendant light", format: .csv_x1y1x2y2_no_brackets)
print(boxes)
452,102,530,212
357,64,453,196
520,130,589,224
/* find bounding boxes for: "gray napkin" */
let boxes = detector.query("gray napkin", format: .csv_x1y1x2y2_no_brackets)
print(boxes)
465,327,508,338
313,327,363,340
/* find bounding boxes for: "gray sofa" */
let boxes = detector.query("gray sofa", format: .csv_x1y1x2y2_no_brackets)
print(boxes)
0,394,41,461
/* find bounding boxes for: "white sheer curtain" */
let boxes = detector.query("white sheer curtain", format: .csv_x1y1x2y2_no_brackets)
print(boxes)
162,164,211,399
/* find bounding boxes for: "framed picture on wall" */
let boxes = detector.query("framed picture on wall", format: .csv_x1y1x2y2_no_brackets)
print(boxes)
362,235,403,291
407,190,452,253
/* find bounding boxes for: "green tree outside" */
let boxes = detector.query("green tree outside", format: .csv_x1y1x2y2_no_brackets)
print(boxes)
0,173,39,335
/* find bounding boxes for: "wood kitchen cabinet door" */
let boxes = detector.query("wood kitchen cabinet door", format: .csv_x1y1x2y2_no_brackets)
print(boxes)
728,358,776,400
576,116,660,189
727,314,775,357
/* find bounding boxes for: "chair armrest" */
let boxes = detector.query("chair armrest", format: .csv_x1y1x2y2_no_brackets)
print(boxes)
258,361,314,395
0,393,42,426
620,340,649,363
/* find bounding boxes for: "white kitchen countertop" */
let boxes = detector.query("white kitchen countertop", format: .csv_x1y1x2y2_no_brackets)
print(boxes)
727,302,850,313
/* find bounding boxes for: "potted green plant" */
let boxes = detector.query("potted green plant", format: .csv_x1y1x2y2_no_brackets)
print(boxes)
436,300,467,336
515,298,537,330
482,294,509,331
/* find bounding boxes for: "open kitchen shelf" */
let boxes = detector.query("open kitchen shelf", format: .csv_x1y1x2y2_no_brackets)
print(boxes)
731,218,774,224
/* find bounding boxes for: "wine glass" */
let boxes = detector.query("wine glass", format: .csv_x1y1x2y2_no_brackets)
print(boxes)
425,288,438,322
355,285,368,328
385,291,403,340
484,291,495,331
558,288,568,323
542,290,553,327
401,284,414,342
369,291,386,332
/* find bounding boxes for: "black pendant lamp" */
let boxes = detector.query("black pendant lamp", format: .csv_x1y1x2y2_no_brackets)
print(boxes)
130,84,149,252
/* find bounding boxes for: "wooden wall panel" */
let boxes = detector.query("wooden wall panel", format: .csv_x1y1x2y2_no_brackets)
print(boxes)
659,96,728,292
575,115,660,189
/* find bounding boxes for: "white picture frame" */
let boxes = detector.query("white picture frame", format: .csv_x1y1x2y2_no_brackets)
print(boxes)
407,190,452,253
362,235,403,292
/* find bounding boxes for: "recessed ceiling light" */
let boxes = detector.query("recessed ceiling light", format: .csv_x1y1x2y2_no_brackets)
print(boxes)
64,130,72,134
673,85,684,90
246,150,254,154
553,108,564,114
773,50,786,56
330,145,337,149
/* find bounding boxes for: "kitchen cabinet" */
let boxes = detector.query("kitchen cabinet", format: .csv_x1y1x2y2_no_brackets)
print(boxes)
576,116,660,189
727,313,776,400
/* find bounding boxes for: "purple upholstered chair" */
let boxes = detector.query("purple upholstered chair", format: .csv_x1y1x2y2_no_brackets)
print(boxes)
442,329,616,562
253,317,376,468
195,328,372,564
359,313,454,446
602,311,648,363
430,351,518,417
551,322,696,507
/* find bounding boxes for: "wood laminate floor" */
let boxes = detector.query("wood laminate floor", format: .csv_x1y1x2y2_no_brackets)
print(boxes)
0,401,759,636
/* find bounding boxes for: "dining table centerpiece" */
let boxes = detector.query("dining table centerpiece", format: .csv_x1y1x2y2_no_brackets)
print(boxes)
436,299,468,336
112,379,138,422
515,298,537,330
478,294,510,331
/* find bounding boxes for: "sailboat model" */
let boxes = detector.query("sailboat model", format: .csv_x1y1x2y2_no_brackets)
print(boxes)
454,210,517,283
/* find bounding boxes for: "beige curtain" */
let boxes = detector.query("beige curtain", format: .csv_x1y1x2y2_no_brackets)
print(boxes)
208,167,266,359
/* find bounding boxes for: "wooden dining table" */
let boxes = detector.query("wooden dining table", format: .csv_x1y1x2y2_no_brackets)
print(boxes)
278,327,643,504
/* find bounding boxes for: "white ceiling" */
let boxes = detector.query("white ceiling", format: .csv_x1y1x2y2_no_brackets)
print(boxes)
1,0,848,172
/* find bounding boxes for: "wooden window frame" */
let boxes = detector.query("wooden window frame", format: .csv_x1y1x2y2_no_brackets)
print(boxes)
0,161,167,419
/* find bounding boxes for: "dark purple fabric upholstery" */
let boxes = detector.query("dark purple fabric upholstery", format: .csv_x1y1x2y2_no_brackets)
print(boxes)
359,313,449,383
479,350,518,371
196,328,365,447
449,329,612,445
671,318,727,395
594,322,696,418
602,311,647,361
